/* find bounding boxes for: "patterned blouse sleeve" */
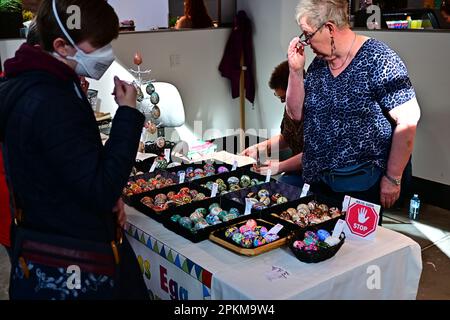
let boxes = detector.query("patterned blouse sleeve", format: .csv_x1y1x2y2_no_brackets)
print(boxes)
371,47,416,112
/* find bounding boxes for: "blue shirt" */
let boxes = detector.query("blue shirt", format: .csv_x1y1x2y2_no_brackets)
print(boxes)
303,38,416,182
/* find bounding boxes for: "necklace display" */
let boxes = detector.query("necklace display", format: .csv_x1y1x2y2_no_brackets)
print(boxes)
328,33,357,71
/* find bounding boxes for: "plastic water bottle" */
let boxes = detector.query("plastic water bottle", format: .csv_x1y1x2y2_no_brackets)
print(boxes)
409,194,420,220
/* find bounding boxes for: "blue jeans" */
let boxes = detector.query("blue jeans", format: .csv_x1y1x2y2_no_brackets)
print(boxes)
310,177,384,226
278,173,305,188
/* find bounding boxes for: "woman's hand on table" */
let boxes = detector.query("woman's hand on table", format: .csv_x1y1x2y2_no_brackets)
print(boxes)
241,145,258,159
253,159,282,175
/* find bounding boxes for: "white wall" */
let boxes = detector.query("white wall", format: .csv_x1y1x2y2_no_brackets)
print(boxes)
108,0,169,30
109,29,238,142
238,0,450,186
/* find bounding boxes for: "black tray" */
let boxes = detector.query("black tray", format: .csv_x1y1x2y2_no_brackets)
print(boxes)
132,182,211,223
133,155,158,173
163,161,235,182
258,194,345,234
223,181,303,212
191,169,270,195
122,171,179,206
209,218,296,256
162,197,249,243
289,226,346,263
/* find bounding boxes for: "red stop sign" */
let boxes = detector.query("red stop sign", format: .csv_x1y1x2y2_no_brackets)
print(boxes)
346,203,378,237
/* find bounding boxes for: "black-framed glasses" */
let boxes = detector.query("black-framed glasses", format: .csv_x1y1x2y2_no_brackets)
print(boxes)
297,22,327,47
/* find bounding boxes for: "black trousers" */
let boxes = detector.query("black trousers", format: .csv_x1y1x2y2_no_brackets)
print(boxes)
310,177,384,226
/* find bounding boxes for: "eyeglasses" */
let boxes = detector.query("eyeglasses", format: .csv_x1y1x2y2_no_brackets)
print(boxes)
297,22,327,47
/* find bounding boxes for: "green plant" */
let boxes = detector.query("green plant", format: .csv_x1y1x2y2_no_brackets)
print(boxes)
0,0,22,13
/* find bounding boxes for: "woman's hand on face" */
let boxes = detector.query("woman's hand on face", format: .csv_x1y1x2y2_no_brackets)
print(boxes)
288,37,306,74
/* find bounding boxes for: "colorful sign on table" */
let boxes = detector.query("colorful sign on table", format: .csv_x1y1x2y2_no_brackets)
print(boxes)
125,222,212,300
344,197,380,241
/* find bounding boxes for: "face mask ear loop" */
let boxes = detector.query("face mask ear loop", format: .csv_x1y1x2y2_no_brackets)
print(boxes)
52,0,78,49
52,0,93,78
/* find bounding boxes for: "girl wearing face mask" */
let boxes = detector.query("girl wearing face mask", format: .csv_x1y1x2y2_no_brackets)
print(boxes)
0,0,147,300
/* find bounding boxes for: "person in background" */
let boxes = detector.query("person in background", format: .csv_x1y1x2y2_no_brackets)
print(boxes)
174,0,214,29
286,0,420,224
441,0,450,23
241,61,305,187
0,0,147,299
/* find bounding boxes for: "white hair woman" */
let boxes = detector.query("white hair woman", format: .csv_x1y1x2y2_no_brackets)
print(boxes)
286,0,421,223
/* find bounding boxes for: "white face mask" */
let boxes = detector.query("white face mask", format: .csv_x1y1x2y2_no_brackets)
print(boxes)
52,0,115,80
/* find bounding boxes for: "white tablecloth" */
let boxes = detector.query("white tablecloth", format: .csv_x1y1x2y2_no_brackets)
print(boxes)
125,205,422,300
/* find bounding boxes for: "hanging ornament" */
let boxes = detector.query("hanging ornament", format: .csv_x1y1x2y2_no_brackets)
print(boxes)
150,92,160,105
151,105,161,119
146,83,155,95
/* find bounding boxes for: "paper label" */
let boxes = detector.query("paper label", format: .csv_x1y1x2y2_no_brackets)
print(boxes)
164,148,171,162
232,160,238,171
149,160,158,173
332,219,346,239
265,266,290,282
300,183,310,198
211,183,219,197
265,169,272,183
342,195,351,212
244,198,253,215
179,172,185,184
267,223,283,235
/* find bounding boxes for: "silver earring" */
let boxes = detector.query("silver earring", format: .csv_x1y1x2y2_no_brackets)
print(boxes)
331,36,336,56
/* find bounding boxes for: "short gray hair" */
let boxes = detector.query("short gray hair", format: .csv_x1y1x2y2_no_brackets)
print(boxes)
295,0,349,29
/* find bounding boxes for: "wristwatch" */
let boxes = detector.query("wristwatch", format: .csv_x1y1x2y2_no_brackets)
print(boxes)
384,174,401,186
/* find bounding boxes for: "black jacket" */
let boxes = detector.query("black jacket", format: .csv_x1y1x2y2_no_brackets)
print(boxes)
0,44,145,243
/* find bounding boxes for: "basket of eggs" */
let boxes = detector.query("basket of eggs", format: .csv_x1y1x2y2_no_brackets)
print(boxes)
290,228,345,263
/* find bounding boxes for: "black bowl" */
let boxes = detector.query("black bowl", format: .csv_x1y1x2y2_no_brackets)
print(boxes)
289,231,345,263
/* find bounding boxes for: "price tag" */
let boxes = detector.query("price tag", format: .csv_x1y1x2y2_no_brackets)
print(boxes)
244,198,253,215
164,148,171,162
211,183,219,197
342,195,351,212
332,219,346,239
267,223,283,235
300,183,310,198
232,160,238,171
265,169,272,183
179,172,185,184
149,160,157,173
140,127,146,142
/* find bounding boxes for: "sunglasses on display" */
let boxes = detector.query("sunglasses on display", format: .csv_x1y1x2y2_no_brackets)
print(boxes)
296,22,327,48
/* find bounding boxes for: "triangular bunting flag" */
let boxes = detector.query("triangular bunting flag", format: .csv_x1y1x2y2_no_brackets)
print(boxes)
159,245,166,259
146,237,153,250
133,229,139,240
194,265,203,280
167,250,174,263
140,233,146,244
182,260,189,273
202,285,211,299
174,254,182,268
186,259,194,274
153,241,160,253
